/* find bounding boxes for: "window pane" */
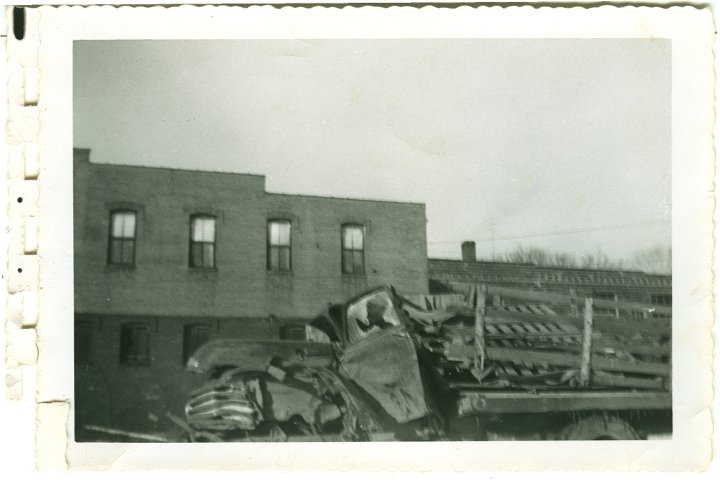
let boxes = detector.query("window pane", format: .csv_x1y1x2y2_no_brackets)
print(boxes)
111,213,124,238
190,243,203,267
203,244,215,268
269,222,279,245
343,226,363,249
196,326,211,345
278,222,290,245
191,218,201,241
122,213,136,238
269,247,279,271
112,212,135,238
343,227,354,249
352,227,363,249
270,221,290,246
120,324,149,365
203,218,215,242
192,216,215,242
134,327,149,363
279,247,290,271
342,250,353,273
110,239,123,264
353,251,364,273
120,240,135,265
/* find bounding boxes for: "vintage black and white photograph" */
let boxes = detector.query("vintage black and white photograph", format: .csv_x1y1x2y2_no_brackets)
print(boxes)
70,36,675,444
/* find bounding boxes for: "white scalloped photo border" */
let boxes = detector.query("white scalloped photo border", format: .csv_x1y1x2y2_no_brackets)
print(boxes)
6,4,714,472
5,6,40,402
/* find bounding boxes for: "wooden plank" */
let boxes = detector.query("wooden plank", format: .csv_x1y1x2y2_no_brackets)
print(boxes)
474,284,487,370
444,345,670,376
521,323,541,334
591,371,666,390
592,340,671,357
484,312,670,337
534,323,552,334
486,324,500,336
485,337,666,358
500,364,520,377
592,318,671,337
446,324,579,341
613,294,621,319
518,366,535,377
497,324,515,335
445,328,668,356
447,283,672,316
569,288,579,317
485,312,672,336
457,390,671,415
480,314,670,338
543,321,567,335
579,298,594,387
492,369,574,386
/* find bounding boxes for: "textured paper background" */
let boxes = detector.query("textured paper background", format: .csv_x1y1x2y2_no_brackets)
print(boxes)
4,4,714,472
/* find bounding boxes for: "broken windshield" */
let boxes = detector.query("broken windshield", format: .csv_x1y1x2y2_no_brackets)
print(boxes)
346,290,401,344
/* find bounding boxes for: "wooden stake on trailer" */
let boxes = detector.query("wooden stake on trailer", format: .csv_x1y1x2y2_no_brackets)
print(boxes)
474,284,487,371
569,289,578,317
613,294,620,319
579,297,594,387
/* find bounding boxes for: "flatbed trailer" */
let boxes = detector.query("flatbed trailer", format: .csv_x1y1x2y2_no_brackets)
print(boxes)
404,282,672,439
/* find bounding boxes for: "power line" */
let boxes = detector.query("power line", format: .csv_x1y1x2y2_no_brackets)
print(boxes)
427,220,669,245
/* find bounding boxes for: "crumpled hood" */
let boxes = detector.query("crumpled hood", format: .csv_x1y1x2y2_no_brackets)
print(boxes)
186,339,335,374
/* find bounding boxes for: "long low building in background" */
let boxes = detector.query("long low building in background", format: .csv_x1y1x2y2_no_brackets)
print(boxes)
428,241,671,311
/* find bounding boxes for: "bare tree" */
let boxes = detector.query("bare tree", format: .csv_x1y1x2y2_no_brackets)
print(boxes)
499,244,670,274
503,245,577,268
579,248,623,270
626,245,672,274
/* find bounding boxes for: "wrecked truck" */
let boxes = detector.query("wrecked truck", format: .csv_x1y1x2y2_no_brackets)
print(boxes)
179,285,672,441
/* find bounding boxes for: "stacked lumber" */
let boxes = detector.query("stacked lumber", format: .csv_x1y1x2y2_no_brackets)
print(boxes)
409,284,671,391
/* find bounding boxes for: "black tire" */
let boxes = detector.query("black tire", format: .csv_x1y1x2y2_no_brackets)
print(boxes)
561,414,640,440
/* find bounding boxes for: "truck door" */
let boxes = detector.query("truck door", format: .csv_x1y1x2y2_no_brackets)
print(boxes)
339,288,431,423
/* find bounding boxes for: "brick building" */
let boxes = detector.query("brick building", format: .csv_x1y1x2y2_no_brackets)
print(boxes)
428,241,672,308
73,148,428,437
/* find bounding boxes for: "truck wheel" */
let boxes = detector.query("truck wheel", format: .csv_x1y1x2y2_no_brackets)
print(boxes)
561,415,640,440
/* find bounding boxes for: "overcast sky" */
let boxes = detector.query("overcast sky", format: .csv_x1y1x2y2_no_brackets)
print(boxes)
74,39,671,261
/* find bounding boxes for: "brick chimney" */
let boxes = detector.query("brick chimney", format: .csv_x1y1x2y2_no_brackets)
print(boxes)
461,241,476,262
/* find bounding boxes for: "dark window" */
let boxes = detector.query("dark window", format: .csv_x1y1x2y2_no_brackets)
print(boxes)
279,324,307,341
74,320,94,366
108,210,136,265
341,224,365,274
119,323,150,366
268,220,291,272
651,294,672,306
183,324,212,364
189,215,216,269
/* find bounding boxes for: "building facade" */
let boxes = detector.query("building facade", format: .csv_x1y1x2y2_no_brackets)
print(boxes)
73,148,428,437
